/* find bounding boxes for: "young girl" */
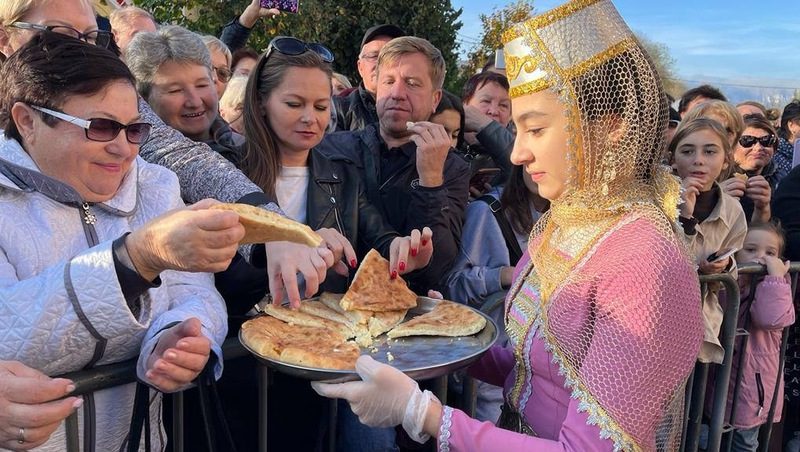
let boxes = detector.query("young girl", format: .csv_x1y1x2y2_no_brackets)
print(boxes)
723,222,795,451
314,1,704,449
670,117,748,364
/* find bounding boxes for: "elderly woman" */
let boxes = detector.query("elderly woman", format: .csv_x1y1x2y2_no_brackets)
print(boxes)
0,32,239,451
219,74,247,135
126,26,243,161
201,34,233,97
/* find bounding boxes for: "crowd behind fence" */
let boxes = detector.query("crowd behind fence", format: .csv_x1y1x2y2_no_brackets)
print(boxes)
58,264,800,452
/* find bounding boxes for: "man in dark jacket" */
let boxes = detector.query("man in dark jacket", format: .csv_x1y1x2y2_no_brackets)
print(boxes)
333,24,405,131
319,36,470,294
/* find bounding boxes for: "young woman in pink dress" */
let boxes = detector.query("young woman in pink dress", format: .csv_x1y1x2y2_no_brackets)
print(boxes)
313,1,705,450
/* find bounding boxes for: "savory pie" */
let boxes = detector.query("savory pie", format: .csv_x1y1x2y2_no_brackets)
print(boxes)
387,301,486,338
340,249,417,312
211,203,323,246
263,303,354,339
240,316,359,370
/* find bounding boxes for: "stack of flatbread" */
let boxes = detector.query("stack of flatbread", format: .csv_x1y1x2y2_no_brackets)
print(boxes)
240,249,486,371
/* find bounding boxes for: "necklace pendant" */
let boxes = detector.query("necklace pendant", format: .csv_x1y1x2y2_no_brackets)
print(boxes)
82,203,97,225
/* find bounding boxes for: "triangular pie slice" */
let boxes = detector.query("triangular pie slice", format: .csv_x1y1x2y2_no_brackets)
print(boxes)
320,292,372,325
211,203,323,246
263,304,354,339
298,300,355,329
241,316,358,370
368,309,408,337
340,249,418,312
387,301,486,339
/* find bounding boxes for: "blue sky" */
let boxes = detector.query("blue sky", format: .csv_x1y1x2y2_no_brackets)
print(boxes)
451,0,799,102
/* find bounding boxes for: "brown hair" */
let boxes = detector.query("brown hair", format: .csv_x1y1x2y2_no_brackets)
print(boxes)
377,36,446,89
241,47,332,197
0,32,135,143
748,219,786,257
500,164,549,236
668,118,733,180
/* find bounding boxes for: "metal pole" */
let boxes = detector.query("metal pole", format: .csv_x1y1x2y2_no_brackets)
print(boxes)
258,364,269,452
65,412,80,452
172,391,184,452
685,362,710,452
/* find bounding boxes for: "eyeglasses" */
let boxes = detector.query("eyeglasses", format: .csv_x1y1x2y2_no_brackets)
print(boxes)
738,134,776,148
10,22,114,49
214,66,233,83
31,105,152,144
265,36,334,63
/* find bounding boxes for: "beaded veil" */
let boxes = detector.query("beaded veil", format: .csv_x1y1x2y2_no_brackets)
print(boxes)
502,0,702,450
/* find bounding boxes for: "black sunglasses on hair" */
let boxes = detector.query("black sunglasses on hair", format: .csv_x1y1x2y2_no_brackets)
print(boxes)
265,36,334,63
738,134,776,148
31,105,152,144
11,22,114,49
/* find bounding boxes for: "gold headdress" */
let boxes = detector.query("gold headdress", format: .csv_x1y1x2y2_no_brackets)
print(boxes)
501,1,698,451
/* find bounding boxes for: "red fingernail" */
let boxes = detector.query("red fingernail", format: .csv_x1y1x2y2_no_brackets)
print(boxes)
411,248,418,257
422,239,428,246
399,261,406,271
350,259,357,268
391,270,398,279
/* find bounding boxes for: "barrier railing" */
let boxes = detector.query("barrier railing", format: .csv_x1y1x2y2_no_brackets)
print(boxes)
56,263,799,452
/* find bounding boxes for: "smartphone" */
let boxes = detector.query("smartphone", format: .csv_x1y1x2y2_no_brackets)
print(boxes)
707,247,737,263
469,168,502,191
260,0,299,13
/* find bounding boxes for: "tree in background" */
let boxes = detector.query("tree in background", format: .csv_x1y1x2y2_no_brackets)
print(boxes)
635,32,685,100
461,0,535,79
135,0,464,92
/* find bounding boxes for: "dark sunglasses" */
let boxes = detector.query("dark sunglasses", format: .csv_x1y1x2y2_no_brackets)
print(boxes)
31,105,152,144
738,134,776,148
214,66,233,83
265,36,334,63
11,22,114,49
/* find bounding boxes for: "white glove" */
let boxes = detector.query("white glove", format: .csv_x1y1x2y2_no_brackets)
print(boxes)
311,355,433,443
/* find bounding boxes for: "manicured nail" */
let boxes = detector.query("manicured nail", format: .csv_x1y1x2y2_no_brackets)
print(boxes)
399,261,406,272
411,248,418,257
73,398,84,409
391,270,398,279
350,259,357,268
422,239,428,246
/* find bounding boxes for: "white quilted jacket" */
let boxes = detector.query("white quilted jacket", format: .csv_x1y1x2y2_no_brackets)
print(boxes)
0,136,228,451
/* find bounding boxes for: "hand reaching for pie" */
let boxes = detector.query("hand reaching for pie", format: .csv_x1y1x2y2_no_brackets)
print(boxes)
389,227,433,279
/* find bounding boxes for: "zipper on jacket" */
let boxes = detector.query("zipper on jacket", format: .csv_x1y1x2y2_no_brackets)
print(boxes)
755,372,765,417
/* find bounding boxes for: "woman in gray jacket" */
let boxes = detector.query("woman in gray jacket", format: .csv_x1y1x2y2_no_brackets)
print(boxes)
0,33,236,451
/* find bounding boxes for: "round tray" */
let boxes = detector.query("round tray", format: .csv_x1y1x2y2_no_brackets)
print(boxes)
239,297,498,382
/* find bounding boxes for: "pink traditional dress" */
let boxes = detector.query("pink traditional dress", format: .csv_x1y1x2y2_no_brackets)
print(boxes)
435,0,705,450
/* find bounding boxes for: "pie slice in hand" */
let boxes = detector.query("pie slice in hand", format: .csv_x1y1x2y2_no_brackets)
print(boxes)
340,249,417,312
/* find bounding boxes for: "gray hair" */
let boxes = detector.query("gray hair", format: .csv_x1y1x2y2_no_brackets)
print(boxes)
125,25,212,99
109,6,156,35
201,35,231,66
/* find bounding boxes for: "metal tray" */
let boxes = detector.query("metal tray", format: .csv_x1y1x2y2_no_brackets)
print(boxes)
239,297,498,382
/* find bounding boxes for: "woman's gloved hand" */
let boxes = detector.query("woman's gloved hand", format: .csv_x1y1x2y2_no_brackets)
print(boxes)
311,355,434,443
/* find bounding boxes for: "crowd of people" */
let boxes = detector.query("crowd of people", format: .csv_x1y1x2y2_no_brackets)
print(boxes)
0,0,799,451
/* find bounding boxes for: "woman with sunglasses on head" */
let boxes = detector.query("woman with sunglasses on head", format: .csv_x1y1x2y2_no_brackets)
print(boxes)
0,32,238,451
126,26,244,163
720,115,778,224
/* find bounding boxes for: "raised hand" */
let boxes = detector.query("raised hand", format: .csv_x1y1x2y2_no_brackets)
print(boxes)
408,121,452,188
388,227,433,278
679,176,704,219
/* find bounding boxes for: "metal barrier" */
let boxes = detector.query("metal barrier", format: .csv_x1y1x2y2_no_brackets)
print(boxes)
59,334,449,452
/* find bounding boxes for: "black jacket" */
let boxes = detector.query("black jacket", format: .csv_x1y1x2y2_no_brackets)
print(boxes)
333,84,378,131
772,164,800,260
317,124,470,293
216,148,400,319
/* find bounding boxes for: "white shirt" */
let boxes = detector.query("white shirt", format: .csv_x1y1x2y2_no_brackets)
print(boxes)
275,166,310,223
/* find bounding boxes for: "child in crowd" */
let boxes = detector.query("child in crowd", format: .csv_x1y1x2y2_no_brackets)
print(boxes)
670,118,748,363
723,221,794,451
